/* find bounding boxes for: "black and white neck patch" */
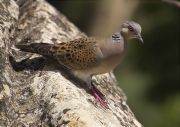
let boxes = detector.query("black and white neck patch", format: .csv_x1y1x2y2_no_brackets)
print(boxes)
111,32,121,42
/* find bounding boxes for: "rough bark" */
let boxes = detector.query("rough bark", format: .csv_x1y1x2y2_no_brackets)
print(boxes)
0,0,143,127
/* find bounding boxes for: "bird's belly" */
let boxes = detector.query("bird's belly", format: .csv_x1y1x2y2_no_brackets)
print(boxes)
81,54,123,75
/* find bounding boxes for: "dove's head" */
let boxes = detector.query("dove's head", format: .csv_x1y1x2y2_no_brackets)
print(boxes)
120,21,143,43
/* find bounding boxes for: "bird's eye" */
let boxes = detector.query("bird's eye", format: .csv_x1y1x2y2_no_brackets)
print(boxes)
128,26,134,31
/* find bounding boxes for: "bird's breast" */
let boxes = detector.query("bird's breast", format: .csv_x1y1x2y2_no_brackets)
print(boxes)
81,39,128,75
86,53,123,75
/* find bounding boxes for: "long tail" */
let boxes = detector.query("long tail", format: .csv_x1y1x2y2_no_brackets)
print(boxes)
14,43,53,56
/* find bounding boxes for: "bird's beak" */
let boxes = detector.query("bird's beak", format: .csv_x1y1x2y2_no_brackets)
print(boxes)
135,34,143,43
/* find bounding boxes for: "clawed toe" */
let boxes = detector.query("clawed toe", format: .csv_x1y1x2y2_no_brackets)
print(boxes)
90,83,109,109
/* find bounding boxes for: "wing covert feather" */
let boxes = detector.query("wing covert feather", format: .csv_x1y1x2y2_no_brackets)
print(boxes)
50,38,103,70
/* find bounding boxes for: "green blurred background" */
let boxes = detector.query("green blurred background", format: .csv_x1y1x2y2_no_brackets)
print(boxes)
47,0,179,127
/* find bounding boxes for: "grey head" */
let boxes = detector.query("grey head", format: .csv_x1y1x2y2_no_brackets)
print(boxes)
120,21,143,43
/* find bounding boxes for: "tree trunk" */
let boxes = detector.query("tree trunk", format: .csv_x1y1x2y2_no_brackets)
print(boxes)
0,0,142,126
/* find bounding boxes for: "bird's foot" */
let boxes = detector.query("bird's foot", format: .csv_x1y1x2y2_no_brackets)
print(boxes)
91,82,105,101
90,83,109,109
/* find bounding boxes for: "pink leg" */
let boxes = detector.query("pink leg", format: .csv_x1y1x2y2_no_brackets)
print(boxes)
89,82,109,109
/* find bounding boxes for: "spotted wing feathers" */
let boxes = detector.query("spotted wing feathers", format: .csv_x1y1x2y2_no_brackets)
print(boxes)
15,38,103,70
52,38,103,69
